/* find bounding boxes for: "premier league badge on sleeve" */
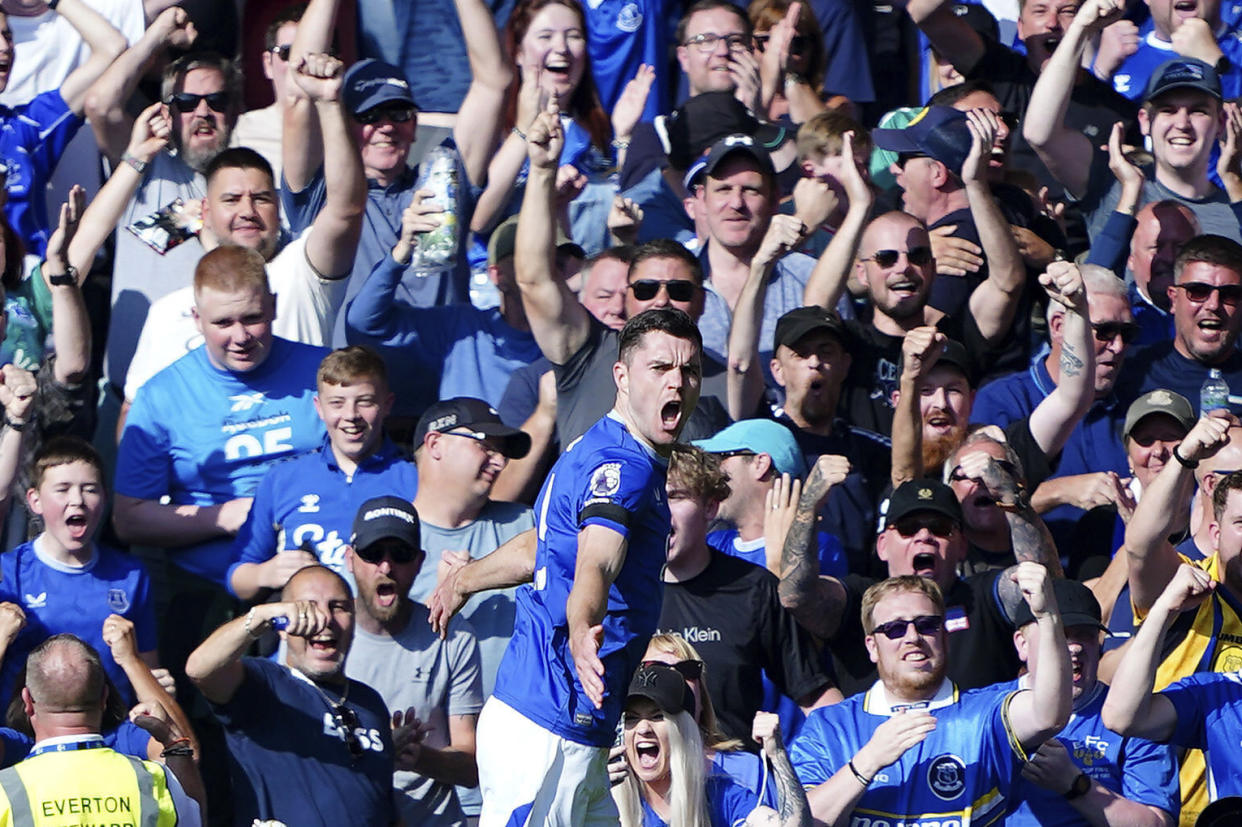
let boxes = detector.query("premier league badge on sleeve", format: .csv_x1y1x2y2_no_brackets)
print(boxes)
588,463,622,500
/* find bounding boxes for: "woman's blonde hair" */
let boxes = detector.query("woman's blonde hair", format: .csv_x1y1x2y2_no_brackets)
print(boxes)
614,706,710,827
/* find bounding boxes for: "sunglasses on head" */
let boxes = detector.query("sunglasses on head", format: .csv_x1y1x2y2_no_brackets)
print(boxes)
629,279,697,302
354,105,417,126
270,44,292,61
862,246,933,268
641,658,704,680
332,703,364,759
1091,321,1140,344
167,91,231,112
354,541,420,565
1175,281,1242,306
893,514,955,538
869,615,944,640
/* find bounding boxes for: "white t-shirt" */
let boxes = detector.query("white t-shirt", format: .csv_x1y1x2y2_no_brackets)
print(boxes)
123,227,346,399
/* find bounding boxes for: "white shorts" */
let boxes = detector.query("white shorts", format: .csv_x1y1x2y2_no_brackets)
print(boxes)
476,696,618,827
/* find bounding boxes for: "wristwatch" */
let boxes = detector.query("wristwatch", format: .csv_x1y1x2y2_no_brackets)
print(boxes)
1063,772,1091,801
47,265,77,287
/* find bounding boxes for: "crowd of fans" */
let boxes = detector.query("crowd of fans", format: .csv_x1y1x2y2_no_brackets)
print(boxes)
9,0,1242,824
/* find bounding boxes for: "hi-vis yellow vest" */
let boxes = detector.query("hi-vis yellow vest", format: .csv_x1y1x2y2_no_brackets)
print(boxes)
0,747,177,826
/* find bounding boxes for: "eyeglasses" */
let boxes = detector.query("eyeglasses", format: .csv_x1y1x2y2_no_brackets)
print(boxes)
861,246,933,268
949,459,1018,482
869,615,944,640
892,515,955,538
270,44,292,61
1175,282,1242,306
354,540,420,565
167,91,231,112
354,105,417,126
712,449,756,460
752,34,810,53
443,429,506,458
332,703,364,759
629,279,698,302
1091,321,1140,344
684,32,750,52
641,659,703,680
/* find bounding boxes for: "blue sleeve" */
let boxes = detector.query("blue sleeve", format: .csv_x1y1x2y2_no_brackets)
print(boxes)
0,728,31,767
103,721,153,760
227,464,282,588
708,773,761,827
1119,735,1179,815
789,711,840,787
15,91,82,179
344,253,413,343
279,169,327,236
114,392,172,500
131,567,158,653
577,456,658,537
1162,672,1216,750
1083,211,1138,276
815,0,875,102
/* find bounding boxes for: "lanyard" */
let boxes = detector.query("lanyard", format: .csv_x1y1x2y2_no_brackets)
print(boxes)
29,737,106,758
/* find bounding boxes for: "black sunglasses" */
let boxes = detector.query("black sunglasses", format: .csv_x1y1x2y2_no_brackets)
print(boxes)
869,615,944,640
354,541,420,565
641,659,703,681
167,91,231,112
1175,281,1242,306
629,279,697,302
712,449,756,460
354,105,417,126
270,44,292,61
1091,321,1140,345
863,246,933,268
332,703,364,759
893,514,955,538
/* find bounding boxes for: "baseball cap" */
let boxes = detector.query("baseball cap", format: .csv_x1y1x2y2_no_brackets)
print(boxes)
1122,389,1195,441
896,338,976,387
871,105,972,177
486,215,585,266
693,419,806,477
1010,577,1108,631
884,479,963,530
1143,58,1222,104
697,134,776,181
343,59,418,116
627,663,696,718
413,397,532,459
664,91,789,171
350,495,421,552
773,306,848,351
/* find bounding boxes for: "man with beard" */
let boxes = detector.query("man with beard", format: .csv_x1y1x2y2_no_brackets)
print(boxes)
186,565,399,825
1117,234,1242,410
788,565,1071,825
345,496,483,827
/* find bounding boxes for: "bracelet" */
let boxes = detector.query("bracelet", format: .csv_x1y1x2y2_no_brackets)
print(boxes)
162,736,191,749
610,137,630,151
847,759,872,787
243,607,265,639
120,152,148,175
511,126,527,141
4,417,27,432
1173,446,1199,470
161,745,194,758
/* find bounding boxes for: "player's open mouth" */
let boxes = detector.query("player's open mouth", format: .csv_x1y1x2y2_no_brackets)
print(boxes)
661,401,682,428
634,739,661,769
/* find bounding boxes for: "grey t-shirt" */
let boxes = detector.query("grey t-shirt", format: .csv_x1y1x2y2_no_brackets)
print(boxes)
1080,162,1242,244
346,603,483,827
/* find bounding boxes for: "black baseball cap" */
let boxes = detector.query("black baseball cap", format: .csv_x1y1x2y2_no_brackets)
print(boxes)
627,663,696,718
664,91,789,171
1010,577,1108,631
896,338,976,387
773,306,848,351
1143,58,1222,104
413,397,532,459
872,105,972,177
351,496,421,552
884,479,963,530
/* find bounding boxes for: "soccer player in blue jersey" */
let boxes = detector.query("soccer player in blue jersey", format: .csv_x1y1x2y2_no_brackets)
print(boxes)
228,345,418,599
790,564,1072,826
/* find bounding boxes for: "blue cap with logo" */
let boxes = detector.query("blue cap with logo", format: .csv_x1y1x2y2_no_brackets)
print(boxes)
1143,57,1222,103
871,105,972,177
693,419,806,477
342,58,418,116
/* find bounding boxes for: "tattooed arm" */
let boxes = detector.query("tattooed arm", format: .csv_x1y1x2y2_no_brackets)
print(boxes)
754,712,812,826
1027,262,1095,459
778,455,851,640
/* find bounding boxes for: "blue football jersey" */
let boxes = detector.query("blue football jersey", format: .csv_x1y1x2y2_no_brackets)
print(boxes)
584,0,669,122
790,681,1024,826
115,338,327,584
1163,669,1242,799
493,413,671,747
1112,32,1242,99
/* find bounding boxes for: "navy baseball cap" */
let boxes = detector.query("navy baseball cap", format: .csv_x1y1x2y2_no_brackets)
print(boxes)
698,134,776,181
664,91,788,171
1010,577,1108,631
351,496,421,552
872,105,972,177
343,59,418,116
1143,58,1222,103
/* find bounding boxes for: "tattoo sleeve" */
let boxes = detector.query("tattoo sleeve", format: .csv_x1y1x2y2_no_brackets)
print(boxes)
777,491,847,641
771,745,813,827
997,503,1064,617
1059,339,1084,378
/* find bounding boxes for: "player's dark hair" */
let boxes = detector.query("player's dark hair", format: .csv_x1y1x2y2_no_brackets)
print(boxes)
628,239,704,286
205,147,275,190
617,308,703,365
265,2,308,50
1174,234,1242,282
676,0,752,45
318,346,389,392
29,437,105,493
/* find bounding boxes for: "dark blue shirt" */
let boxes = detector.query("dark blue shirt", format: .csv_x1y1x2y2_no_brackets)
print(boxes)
1116,340,1242,413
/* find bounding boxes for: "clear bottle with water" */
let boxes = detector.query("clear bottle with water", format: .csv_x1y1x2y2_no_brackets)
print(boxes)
411,146,459,275
1201,368,1230,416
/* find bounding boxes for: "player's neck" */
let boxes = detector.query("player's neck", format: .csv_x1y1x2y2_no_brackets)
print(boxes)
613,405,670,457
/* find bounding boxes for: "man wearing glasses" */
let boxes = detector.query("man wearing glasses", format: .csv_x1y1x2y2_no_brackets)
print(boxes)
187,562,399,825
789,564,1071,826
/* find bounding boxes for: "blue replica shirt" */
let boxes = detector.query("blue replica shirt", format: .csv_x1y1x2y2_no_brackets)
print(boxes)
345,252,543,408
707,528,847,578
640,772,758,826
0,539,157,707
1161,668,1242,798
0,90,82,257
115,338,327,585
993,680,1178,826
0,722,152,767
228,435,419,592
211,658,395,826
585,0,670,121
1111,31,1242,99
790,681,1024,826
494,413,671,747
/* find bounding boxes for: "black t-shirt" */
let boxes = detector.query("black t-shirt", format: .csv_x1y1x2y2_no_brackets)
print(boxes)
657,549,834,743
828,569,1020,697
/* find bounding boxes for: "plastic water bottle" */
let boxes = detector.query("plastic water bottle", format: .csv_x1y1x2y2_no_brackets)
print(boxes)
1201,368,1231,416
411,146,459,275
